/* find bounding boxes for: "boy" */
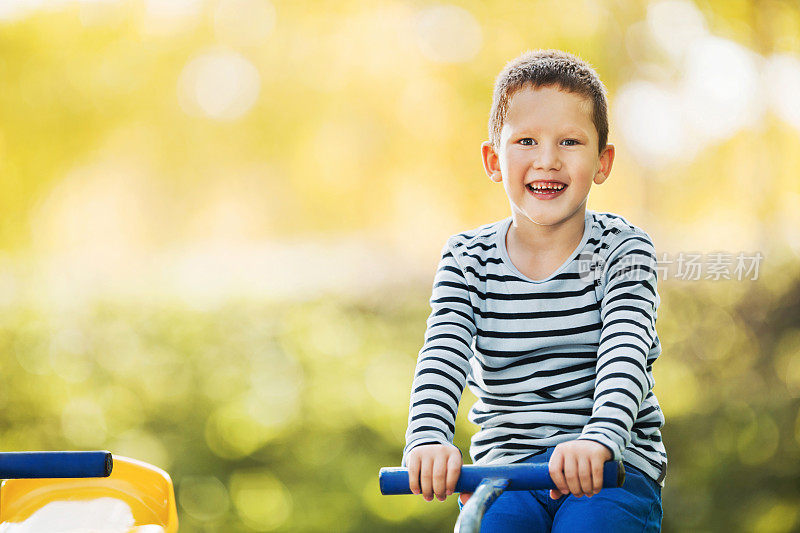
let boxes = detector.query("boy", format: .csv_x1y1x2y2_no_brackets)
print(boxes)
402,49,666,532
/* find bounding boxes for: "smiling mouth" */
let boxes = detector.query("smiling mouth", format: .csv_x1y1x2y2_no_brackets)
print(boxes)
526,182,567,195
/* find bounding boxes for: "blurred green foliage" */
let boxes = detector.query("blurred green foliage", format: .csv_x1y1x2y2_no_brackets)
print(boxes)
0,262,798,531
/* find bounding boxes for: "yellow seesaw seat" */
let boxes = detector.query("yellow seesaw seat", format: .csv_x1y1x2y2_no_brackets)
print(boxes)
0,455,177,532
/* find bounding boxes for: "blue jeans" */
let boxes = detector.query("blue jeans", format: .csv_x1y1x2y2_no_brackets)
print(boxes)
457,446,662,532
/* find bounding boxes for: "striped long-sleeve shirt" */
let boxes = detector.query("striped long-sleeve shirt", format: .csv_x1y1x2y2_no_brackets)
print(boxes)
403,209,668,486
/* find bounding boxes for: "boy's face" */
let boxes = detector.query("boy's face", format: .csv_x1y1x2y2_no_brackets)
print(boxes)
482,84,614,228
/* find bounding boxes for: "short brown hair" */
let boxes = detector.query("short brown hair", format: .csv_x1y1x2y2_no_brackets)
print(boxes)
488,49,609,154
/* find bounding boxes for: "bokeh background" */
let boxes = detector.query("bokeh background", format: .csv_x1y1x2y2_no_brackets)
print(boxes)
0,0,799,531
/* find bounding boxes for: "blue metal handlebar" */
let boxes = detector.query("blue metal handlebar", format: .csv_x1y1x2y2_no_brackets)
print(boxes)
379,460,624,495
0,451,113,479
380,461,626,533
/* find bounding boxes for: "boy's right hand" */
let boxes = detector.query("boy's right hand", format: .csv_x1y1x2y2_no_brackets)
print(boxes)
406,443,462,502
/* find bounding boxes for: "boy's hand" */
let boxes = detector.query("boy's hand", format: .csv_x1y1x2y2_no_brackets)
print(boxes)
548,440,613,500
406,443,462,502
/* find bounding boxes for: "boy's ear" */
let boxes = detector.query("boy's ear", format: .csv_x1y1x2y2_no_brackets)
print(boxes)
594,143,615,185
481,141,502,182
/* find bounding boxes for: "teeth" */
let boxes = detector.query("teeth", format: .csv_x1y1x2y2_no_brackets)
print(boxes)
529,183,565,191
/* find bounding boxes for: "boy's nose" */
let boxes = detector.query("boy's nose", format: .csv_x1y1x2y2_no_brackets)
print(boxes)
533,145,561,170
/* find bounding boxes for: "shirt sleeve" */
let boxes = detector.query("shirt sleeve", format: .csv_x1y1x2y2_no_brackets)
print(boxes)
402,239,477,467
576,229,660,461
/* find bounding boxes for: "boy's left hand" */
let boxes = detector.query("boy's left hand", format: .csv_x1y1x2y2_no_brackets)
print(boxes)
548,440,613,500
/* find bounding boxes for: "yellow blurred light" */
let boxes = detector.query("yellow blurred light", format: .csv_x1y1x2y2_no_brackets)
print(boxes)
243,385,300,430
177,49,261,121
364,352,413,408
47,324,92,383
48,352,92,384
795,407,800,447
679,36,763,142
0,428,46,452
397,78,451,141
389,176,459,265
199,358,249,403
178,475,230,523
764,54,800,132
110,428,170,473
773,329,800,397
204,390,295,460
303,303,362,359
671,207,762,251
61,397,108,448
205,403,267,459
289,430,345,468
646,0,708,64
750,501,800,533
131,347,193,406
653,358,698,418
78,0,126,28
100,385,146,433
301,119,370,191
0,0,126,22
0,257,20,308
142,0,203,36
357,394,408,444
414,5,482,64
692,305,741,362
737,412,780,466
13,321,52,376
30,161,152,291
229,470,292,531
776,193,800,255
619,10,781,170
304,381,360,432
93,318,145,377
0,0,37,22
214,0,276,47
613,81,692,168
288,491,356,531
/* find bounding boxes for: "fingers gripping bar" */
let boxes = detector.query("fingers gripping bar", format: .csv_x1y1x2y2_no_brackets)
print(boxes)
378,460,625,495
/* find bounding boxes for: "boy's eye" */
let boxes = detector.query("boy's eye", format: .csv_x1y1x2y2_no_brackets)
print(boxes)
517,138,580,146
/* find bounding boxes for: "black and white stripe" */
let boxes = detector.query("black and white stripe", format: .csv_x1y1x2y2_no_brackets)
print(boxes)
403,210,668,487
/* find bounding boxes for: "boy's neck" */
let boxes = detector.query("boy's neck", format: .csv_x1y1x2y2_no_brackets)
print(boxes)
508,206,588,256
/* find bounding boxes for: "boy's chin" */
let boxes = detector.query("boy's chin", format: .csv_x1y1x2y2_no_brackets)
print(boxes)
525,214,565,227
518,205,582,227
